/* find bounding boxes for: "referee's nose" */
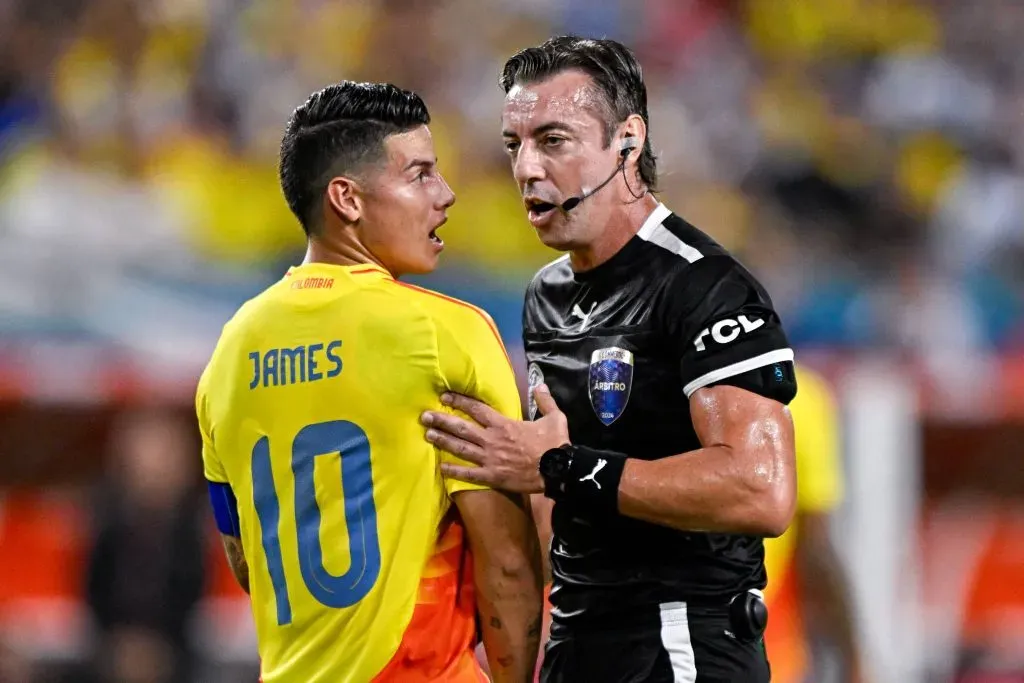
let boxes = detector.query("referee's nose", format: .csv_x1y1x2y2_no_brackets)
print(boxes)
512,142,546,188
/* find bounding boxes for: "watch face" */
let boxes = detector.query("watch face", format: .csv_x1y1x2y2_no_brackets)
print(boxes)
541,447,570,478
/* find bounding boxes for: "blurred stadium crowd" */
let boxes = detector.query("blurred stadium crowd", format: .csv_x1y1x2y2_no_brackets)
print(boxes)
1,0,1022,362
1,1,1024,682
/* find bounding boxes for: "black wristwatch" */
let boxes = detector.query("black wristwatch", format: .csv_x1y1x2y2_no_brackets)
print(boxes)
539,444,574,498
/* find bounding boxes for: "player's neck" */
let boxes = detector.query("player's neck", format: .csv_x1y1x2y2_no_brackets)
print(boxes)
302,235,389,273
569,193,660,272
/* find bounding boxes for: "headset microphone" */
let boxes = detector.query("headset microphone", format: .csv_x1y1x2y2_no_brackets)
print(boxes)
559,136,640,212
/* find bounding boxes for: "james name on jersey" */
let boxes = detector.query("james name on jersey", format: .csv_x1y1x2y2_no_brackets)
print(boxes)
249,340,343,389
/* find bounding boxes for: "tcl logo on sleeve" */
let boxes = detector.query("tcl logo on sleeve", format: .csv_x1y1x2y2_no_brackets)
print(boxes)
693,315,764,351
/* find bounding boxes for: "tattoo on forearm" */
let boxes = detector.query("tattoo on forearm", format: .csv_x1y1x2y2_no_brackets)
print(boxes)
222,536,250,593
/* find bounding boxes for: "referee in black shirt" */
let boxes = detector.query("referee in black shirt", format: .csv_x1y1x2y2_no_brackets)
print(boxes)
421,36,797,683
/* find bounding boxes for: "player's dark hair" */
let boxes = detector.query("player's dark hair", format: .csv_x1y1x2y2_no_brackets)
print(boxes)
279,81,430,235
500,35,657,191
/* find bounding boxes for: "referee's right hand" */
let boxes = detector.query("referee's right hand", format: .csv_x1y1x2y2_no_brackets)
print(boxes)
421,384,569,493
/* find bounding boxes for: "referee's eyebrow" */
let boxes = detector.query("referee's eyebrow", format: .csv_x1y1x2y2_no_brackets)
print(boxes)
502,122,573,139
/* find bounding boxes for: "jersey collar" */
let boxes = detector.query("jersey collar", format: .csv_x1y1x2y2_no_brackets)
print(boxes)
284,262,393,280
572,202,671,284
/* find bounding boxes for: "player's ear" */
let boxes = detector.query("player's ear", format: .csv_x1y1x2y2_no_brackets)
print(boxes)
325,176,362,224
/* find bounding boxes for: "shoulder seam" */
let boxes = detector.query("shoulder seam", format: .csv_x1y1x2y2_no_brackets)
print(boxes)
527,253,571,301
636,207,704,263
389,281,515,376
372,281,446,392
658,252,735,284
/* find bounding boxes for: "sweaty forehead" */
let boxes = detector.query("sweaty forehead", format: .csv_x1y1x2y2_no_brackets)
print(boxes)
502,70,607,134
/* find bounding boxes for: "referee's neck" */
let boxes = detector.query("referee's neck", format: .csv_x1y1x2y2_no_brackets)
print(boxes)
569,194,660,273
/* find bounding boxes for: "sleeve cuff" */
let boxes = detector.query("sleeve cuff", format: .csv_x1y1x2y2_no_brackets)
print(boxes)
683,348,795,398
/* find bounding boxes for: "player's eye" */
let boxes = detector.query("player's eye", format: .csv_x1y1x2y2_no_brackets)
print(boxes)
543,135,566,148
504,140,520,155
416,169,432,183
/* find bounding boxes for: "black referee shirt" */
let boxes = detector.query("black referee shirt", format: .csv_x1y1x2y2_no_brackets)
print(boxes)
523,203,797,627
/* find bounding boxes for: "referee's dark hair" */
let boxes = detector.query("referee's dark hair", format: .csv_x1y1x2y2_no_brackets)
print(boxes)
499,35,658,192
279,81,430,236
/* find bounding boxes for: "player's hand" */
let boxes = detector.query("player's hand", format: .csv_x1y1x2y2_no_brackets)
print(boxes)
421,383,569,493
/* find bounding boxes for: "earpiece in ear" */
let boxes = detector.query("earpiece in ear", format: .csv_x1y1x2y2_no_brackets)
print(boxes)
619,136,640,156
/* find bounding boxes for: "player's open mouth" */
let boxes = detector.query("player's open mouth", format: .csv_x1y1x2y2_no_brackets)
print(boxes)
429,217,445,246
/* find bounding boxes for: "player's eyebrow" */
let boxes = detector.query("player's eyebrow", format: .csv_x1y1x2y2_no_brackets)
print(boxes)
403,157,436,172
502,122,573,139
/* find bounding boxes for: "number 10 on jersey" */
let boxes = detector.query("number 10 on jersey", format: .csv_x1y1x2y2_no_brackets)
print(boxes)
251,420,382,626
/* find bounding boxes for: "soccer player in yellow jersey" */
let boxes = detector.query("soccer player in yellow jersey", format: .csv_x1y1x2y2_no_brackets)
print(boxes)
195,82,543,683
763,365,866,683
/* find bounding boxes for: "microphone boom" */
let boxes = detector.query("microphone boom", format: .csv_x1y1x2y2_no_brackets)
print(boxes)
560,157,627,212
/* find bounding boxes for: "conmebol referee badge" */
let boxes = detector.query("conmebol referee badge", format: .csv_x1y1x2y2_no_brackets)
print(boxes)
527,362,544,420
588,347,633,425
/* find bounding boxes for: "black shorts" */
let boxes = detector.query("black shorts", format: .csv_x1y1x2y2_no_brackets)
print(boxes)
539,600,771,683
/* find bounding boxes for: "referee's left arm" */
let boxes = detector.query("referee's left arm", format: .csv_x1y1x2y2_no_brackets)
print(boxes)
616,382,796,537
541,257,798,537
616,258,797,537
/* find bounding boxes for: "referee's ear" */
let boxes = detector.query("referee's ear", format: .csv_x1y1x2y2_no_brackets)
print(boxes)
619,114,646,163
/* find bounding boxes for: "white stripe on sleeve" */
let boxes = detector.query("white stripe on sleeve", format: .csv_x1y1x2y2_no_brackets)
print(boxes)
683,348,795,397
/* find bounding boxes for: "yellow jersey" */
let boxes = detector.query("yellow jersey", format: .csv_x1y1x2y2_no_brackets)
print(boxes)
763,365,844,597
763,365,844,682
196,262,521,683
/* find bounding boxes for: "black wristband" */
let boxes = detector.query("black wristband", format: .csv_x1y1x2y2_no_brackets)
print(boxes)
546,445,627,515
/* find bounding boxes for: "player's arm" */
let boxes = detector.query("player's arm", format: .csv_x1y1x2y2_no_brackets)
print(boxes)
209,480,249,594
528,493,554,671
455,489,542,683
221,534,249,594
435,310,543,682
530,494,554,583
197,371,250,594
